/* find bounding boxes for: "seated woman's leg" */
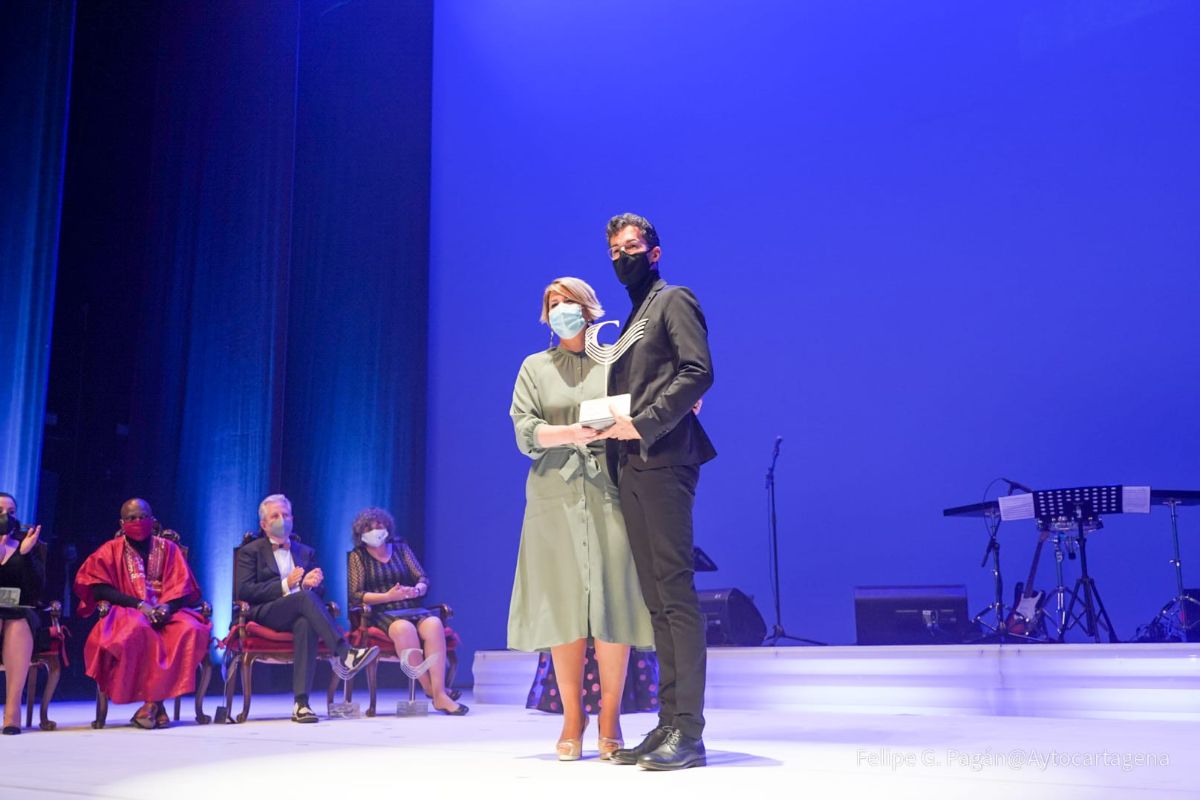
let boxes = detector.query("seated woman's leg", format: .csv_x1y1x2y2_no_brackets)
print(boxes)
1,618,33,729
416,616,461,712
386,618,430,695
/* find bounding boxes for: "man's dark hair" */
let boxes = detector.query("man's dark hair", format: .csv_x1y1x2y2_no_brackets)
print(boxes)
606,213,660,249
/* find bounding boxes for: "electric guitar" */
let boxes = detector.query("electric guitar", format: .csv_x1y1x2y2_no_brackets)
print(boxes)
1006,527,1051,635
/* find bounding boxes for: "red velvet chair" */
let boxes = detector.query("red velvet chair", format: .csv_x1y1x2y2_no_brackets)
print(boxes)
23,600,66,731
218,532,341,723
90,529,214,728
338,550,461,717
0,542,65,731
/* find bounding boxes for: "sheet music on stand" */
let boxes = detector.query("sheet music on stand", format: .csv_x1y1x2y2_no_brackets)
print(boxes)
998,485,1150,524
996,485,1149,643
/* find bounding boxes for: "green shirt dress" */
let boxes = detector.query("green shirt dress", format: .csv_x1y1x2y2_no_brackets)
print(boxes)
507,346,654,652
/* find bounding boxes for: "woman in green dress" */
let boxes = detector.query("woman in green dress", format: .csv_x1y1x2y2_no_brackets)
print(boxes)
508,277,653,761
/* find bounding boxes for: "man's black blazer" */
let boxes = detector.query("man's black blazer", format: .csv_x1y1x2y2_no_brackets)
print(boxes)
607,276,716,480
234,534,325,621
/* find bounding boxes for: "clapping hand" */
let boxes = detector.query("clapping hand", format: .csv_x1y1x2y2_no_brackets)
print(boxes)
287,566,305,590
302,567,323,589
19,525,41,555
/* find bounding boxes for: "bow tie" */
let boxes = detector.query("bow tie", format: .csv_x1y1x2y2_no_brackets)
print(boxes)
272,541,290,551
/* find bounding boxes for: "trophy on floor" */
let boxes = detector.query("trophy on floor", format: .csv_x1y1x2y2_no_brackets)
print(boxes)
396,649,439,717
327,673,363,718
327,698,362,719
580,318,647,429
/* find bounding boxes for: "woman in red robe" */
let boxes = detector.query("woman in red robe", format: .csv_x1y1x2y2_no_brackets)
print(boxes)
74,498,211,728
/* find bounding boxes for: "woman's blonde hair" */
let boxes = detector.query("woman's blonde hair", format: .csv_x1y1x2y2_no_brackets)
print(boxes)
540,277,604,325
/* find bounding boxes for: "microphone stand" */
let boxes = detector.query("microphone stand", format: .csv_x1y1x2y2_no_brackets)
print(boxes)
763,436,825,646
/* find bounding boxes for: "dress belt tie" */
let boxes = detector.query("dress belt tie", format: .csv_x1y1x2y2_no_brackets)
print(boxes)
558,447,601,482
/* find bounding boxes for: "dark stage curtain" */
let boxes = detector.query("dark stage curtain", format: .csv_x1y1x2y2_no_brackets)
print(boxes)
125,0,432,636
0,2,76,517
127,3,300,639
282,0,433,611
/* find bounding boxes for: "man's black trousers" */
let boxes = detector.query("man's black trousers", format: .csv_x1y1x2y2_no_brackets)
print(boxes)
619,462,706,739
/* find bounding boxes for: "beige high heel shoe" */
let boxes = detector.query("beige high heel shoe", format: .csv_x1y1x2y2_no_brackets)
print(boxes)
556,715,590,761
598,733,624,761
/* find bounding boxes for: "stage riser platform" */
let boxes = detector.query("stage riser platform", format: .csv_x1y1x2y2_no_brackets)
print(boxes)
473,643,1200,722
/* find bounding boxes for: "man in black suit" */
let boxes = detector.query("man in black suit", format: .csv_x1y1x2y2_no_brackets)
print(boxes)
235,493,378,723
603,213,716,771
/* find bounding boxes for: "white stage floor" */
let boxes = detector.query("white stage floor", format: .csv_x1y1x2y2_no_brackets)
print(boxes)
1,688,1197,799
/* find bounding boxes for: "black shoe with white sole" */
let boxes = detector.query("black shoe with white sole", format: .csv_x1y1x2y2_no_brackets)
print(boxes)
335,645,380,680
291,703,319,723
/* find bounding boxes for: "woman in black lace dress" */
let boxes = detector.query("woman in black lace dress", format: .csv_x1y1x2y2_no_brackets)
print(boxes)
0,492,44,735
347,507,465,715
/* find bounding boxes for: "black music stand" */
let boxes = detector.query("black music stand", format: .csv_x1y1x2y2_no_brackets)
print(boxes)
1144,490,1200,641
1033,487,1122,643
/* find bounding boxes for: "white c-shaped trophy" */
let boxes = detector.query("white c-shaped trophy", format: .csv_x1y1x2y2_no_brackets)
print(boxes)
396,648,440,716
580,318,647,429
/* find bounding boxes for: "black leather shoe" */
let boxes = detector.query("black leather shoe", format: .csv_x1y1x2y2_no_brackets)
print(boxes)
2,725,20,735
609,725,672,765
637,727,706,770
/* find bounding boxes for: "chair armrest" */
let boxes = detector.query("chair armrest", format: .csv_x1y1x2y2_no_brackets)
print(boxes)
46,600,63,632
348,604,369,630
232,601,250,623
97,601,112,618
430,602,453,621
198,600,213,620
325,601,340,618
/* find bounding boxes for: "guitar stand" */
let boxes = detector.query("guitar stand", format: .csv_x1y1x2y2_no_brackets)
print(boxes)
1057,521,1119,643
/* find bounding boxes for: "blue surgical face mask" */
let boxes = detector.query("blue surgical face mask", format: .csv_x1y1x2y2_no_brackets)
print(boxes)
268,516,293,542
548,302,586,340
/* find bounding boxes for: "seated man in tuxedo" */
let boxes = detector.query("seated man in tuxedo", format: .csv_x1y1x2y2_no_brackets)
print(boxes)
235,493,378,723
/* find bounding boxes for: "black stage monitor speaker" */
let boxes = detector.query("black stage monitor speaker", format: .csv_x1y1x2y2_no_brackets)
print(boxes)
854,585,970,645
699,588,767,646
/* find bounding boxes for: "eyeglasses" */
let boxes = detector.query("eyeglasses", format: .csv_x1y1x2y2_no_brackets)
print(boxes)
608,241,648,259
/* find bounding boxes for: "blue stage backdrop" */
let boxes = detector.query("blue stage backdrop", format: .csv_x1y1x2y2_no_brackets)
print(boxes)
123,0,432,640
426,1,1200,674
0,2,75,519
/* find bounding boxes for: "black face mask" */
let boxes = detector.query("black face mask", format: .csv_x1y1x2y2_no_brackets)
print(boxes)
613,250,654,287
